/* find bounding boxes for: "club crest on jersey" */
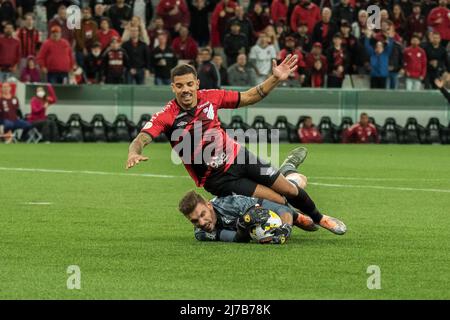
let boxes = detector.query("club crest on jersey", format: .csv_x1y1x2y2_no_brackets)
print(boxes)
203,103,214,120
143,121,153,130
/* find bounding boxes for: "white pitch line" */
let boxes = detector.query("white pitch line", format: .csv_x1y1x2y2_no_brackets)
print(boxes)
0,167,186,179
308,182,450,194
310,176,450,182
25,202,52,205
1,166,450,194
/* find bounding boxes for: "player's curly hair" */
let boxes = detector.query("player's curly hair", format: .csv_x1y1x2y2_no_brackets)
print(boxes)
179,190,206,216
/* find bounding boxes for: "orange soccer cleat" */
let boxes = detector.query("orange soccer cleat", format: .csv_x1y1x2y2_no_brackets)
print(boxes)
318,215,347,235
294,213,319,232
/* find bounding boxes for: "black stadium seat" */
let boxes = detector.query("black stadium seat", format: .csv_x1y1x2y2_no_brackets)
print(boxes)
272,116,295,143
337,116,354,142
88,114,114,142
381,117,402,144
64,113,90,142
112,114,136,142
403,117,425,144
317,116,336,143
228,115,250,142
425,117,444,144
47,113,68,141
249,115,272,143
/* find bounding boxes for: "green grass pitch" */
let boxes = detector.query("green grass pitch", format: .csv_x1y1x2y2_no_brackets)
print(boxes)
0,143,449,299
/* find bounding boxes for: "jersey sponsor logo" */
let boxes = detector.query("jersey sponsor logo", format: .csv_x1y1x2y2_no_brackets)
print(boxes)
205,151,229,169
176,121,188,127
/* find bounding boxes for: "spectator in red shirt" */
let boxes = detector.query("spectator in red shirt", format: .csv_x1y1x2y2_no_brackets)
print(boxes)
298,116,322,143
290,0,321,35
344,113,379,143
27,84,59,142
156,0,191,35
406,2,427,43
427,0,450,47
48,4,74,45
0,23,21,82
305,42,328,88
401,33,427,90
97,17,120,52
172,25,199,61
37,25,74,84
16,13,40,70
0,82,31,133
271,0,289,24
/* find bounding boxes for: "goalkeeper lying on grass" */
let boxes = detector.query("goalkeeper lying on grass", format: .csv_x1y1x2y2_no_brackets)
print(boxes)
178,189,338,244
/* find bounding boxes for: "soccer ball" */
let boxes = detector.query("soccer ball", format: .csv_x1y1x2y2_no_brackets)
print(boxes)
249,210,283,243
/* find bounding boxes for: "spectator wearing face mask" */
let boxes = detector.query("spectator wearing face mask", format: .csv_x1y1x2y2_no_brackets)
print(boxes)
84,43,104,84
27,84,59,142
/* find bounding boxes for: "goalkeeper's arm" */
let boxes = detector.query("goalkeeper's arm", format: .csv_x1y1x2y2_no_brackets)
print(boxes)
126,133,151,169
194,228,250,243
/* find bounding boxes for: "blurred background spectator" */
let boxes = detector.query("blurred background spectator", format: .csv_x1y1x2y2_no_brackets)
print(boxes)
150,32,177,85
227,52,256,86
102,36,128,84
298,116,322,143
0,23,20,82
0,0,447,91
20,55,40,82
37,25,73,84
249,33,276,83
343,112,379,143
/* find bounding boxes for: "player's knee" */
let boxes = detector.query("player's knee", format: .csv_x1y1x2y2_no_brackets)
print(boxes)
286,173,307,190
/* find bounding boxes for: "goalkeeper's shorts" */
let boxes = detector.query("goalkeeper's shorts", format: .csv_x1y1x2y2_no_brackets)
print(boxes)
204,147,281,197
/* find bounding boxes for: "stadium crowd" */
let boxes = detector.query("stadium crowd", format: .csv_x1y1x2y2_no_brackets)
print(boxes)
0,0,448,89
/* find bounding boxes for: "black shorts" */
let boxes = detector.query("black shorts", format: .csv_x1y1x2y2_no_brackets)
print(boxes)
203,147,281,197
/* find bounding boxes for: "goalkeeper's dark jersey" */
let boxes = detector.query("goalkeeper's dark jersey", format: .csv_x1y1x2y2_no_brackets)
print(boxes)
194,195,295,242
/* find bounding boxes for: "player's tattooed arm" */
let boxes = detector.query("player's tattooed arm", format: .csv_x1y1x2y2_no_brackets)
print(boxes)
126,133,152,169
239,54,299,107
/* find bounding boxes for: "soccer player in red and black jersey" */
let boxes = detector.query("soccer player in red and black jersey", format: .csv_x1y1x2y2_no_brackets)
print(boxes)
126,55,346,235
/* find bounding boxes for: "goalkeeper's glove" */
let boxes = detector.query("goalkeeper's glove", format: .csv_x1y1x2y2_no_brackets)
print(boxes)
236,206,271,232
262,223,292,244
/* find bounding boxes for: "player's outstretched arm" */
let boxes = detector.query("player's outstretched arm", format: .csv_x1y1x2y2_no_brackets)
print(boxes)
239,54,298,107
126,133,152,169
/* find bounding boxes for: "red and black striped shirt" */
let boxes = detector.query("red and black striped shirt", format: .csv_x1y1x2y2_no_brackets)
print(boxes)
17,27,40,58
141,89,241,187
